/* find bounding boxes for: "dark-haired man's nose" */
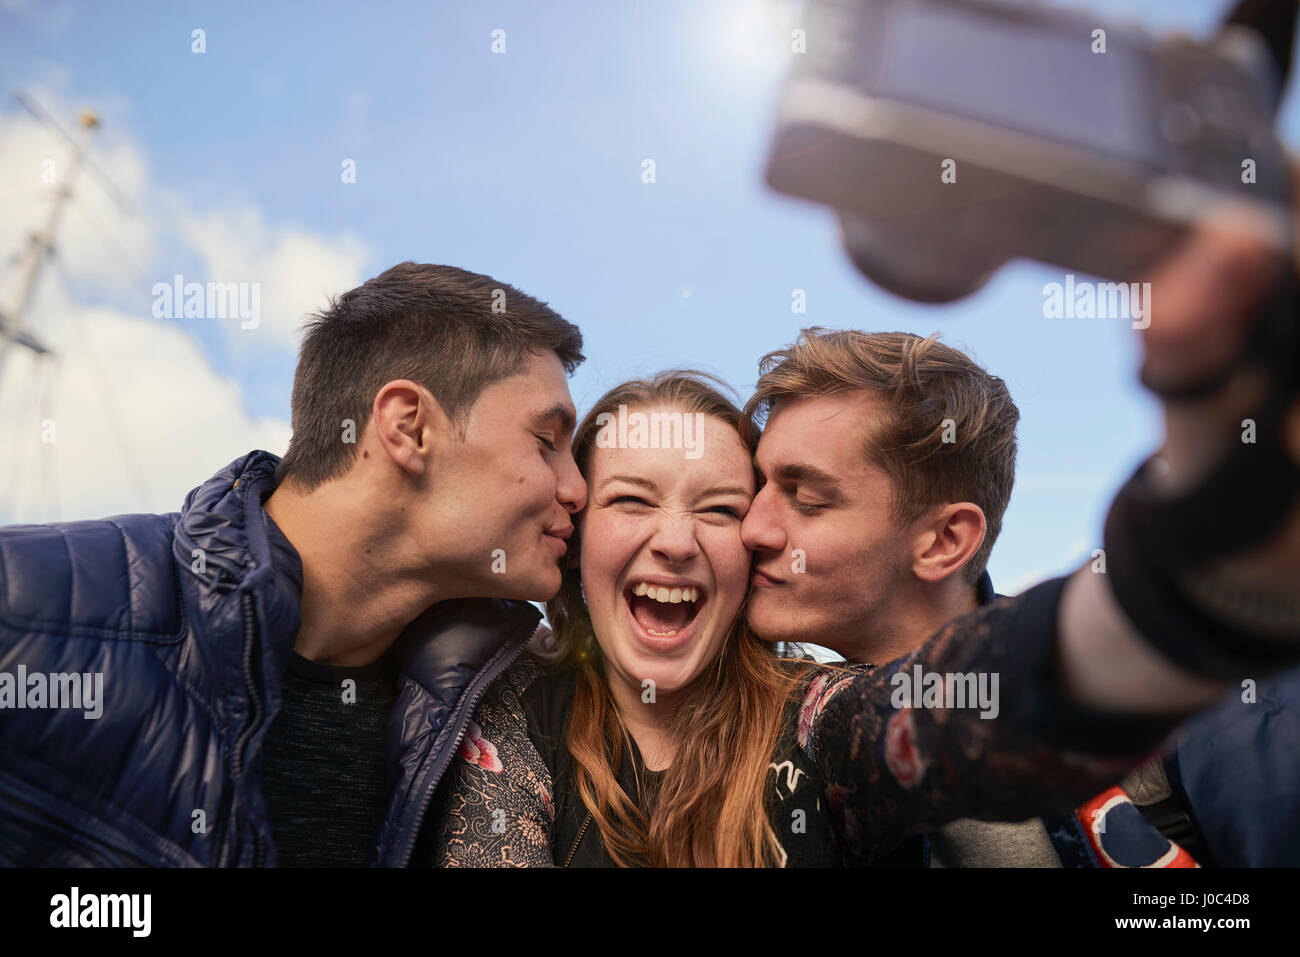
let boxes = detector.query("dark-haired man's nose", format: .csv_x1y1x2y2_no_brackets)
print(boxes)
740,484,786,554
557,451,587,514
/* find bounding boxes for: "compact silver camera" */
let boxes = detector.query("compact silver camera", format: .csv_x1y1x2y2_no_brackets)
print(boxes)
766,0,1295,302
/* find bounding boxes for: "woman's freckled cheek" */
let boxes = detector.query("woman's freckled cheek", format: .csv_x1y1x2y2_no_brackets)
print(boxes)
584,512,641,612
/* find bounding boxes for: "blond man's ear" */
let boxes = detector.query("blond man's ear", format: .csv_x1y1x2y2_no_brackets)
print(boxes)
911,502,986,585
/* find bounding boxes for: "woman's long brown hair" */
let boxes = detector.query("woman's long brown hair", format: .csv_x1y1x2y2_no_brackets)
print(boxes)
542,371,811,867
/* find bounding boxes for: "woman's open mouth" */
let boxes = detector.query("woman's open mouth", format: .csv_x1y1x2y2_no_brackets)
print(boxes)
623,579,707,649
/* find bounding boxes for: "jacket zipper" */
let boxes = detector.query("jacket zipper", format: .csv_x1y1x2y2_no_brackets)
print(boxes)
391,620,540,867
563,812,593,868
229,590,265,867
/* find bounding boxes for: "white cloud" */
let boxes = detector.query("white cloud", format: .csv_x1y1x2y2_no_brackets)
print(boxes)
0,89,371,523
175,203,370,350
0,308,291,522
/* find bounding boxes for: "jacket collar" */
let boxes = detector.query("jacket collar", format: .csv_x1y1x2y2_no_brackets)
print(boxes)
394,597,541,695
173,450,542,692
172,450,300,598
172,450,304,682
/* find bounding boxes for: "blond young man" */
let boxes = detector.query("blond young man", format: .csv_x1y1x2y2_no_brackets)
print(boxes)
740,328,1084,865
740,219,1300,866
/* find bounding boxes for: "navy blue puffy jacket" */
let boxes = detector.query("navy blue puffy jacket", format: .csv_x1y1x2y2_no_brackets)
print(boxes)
0,451,539,866
1170,669,1300,866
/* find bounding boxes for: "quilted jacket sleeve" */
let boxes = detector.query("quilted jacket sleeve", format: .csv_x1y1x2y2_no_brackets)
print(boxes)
430,657,557,867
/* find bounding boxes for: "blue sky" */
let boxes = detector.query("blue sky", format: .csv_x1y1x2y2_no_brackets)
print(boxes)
1,0,1297,592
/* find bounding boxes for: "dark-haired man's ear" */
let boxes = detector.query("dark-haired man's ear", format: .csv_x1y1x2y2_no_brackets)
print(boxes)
911,503,986,584
370,379,453,477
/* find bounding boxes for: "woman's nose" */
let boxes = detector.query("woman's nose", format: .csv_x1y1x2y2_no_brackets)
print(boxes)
649,512,701,564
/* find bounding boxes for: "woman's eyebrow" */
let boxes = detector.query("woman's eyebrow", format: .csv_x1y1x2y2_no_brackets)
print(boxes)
601,474,659,492
697,485,752,499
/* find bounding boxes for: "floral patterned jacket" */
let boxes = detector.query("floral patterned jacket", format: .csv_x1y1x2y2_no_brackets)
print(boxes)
430,578,1185,866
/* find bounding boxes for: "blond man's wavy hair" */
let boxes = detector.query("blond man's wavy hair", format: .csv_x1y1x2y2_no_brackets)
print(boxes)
744,329,1019,583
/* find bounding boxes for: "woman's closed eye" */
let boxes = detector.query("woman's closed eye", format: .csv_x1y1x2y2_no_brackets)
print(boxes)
605,496,744,519
702,504,744,520
608,495,652,508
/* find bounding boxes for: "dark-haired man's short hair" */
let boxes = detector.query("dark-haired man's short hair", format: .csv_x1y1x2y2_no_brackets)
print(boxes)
276,263,584,491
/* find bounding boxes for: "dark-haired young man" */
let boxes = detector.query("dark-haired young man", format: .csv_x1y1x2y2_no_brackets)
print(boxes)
0,263,587,866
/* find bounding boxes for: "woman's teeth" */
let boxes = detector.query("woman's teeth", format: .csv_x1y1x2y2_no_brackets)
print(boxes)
627,581,703,639
631,582,700,603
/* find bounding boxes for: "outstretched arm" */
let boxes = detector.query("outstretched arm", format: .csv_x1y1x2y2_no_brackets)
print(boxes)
805,578,1187,865
1059,209,1300,712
